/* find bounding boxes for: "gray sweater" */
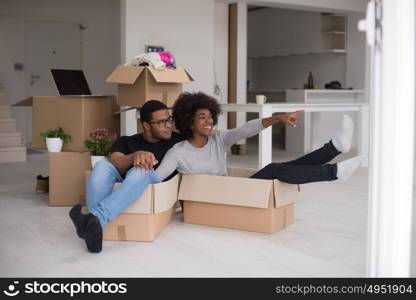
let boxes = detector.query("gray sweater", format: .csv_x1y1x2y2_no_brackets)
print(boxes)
155,119,264,181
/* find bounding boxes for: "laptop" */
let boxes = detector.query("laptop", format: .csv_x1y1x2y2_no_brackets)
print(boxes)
50,69,107,97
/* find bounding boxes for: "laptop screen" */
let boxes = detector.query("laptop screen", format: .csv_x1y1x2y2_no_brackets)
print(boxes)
50,69,92,96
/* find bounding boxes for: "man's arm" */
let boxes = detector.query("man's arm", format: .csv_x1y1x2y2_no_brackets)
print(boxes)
108,152,134,175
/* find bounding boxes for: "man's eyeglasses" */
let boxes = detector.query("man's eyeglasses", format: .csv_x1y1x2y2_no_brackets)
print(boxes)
150,117,174,127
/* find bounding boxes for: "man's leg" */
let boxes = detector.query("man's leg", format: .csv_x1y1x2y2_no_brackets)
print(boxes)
89,168,161,229
70,167,160,253
70,160,122,240
87,160,123,211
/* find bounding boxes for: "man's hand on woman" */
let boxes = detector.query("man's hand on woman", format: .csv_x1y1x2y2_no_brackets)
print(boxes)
133,151,158,171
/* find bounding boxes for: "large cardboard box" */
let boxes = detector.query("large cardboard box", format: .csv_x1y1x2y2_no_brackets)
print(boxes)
49,152,91,206
178,168,298,234
106,66,193,107
13,96,120,152
85,170,180,242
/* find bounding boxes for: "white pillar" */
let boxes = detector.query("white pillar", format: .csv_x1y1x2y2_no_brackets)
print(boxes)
366,0,415,277
236,2,247,144
120,0,138,136
259,105,272,168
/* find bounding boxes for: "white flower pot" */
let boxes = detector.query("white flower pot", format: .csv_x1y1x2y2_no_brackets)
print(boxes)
91,155,106,168
46,137,63,152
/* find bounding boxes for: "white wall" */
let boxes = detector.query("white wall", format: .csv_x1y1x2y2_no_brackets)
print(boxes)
0,0,121,144
346,12,367,90
249,53,346,91
122,0,215,95
0,0,121,102
248,8,322,58
247,8,348,91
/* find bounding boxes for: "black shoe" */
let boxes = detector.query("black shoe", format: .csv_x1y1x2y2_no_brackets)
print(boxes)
69,204,86,239
84,213,103,253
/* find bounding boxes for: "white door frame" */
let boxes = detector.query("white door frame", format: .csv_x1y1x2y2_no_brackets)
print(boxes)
365,0,415,277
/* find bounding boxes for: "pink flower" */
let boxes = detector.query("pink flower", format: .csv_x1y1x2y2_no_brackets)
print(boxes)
90,128,108,136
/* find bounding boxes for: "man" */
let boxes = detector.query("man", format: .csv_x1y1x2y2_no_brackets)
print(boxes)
69,100,184,253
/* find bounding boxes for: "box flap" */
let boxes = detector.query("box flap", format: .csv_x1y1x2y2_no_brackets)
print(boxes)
12,97,33,107
184,69,194,81
227,167,258,178
273,180,299,208
114,106,136,115
105,65,145,84
178,174,272,209
153,173,180,214
112,182,152,213
147,66,193,83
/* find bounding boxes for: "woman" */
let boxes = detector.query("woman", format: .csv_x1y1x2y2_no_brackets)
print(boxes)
154,92,363,184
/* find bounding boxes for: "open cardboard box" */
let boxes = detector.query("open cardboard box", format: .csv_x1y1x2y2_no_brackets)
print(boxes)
85,170,180,242
178,167,298,234
49,152,91,206
106,65,193,107
12,96,119,152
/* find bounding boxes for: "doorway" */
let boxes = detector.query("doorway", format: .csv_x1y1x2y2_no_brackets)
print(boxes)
22,20,82,145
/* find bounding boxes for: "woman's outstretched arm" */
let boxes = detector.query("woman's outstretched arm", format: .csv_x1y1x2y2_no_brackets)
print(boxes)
220,110,303,149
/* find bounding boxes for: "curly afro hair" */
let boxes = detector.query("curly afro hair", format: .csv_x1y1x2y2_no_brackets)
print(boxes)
173,92,222,139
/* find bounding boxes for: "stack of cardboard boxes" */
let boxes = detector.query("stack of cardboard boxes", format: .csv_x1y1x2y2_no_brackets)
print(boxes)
13,95,120,206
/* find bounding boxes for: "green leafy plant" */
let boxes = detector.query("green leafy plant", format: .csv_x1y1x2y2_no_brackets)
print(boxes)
84,128,117,156
40,127,71,143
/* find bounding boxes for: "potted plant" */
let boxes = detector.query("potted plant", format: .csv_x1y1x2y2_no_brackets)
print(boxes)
84,128,117,168
40,127,71,152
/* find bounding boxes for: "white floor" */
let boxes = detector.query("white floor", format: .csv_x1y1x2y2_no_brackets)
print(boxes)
0,142,410,277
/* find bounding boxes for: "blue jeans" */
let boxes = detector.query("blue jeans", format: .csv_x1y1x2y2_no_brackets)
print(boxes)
87,160,161,228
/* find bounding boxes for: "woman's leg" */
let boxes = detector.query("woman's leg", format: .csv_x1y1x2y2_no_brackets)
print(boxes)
284,140,340,166
250,155,364,184
250,162,337,184
285,114,354,166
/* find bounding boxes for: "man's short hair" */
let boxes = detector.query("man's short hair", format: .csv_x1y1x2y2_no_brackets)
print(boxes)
139,100,168,124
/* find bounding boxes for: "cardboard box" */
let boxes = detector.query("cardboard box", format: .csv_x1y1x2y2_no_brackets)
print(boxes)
13,96,120,152
106,66,193,107
85,170,180,242
49,152,91,206
178,167,298,234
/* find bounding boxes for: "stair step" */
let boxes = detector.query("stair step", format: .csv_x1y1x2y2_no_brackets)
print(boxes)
0,105,11,118
0,146,27,163
0,118,17,133
0,133,22,147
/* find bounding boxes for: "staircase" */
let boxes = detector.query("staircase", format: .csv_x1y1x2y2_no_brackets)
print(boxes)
0,89,26,163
